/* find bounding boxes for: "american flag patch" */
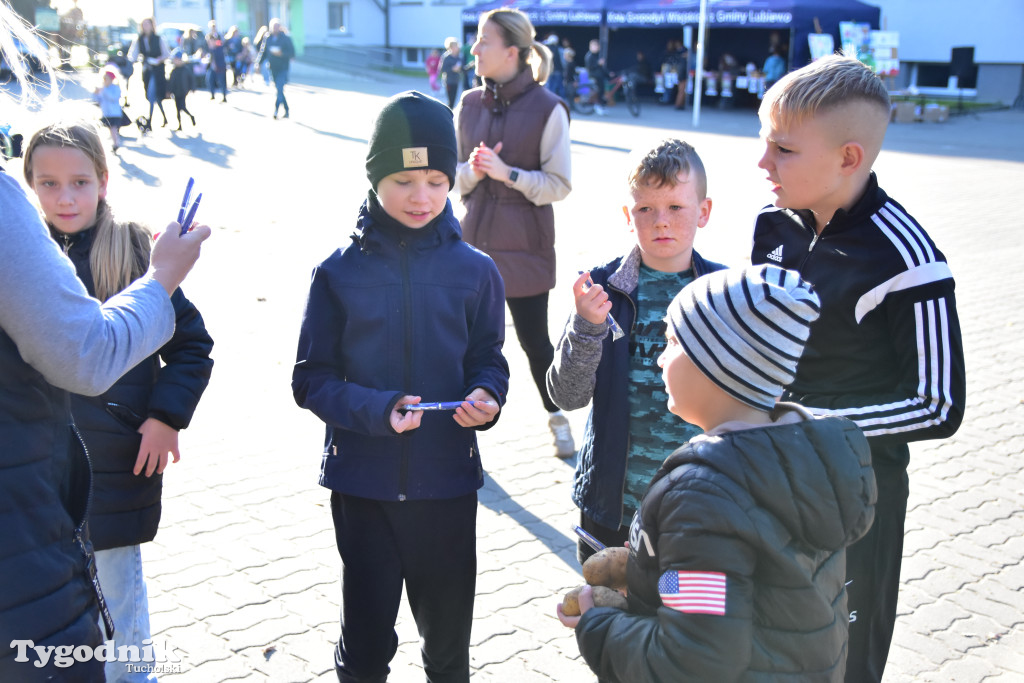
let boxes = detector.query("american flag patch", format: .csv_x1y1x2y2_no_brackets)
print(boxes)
658,570,727,615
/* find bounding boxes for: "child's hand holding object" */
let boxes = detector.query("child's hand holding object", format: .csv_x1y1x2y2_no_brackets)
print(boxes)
556,546,630,627
576,271,625,341
391,395,424,433
453,388,499,428
573,271,613,325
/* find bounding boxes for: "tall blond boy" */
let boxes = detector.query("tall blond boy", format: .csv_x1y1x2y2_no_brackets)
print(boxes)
547,139,725,562
751,54,966,682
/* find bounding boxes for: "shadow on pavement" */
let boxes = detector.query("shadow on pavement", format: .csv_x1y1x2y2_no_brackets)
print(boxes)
291,120,368,145
126,142,175,159
114,155,162,186
480,474,582,575
167,132,235,168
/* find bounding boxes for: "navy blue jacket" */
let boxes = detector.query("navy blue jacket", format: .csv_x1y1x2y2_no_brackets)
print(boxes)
0,186,102,681
53,225,214,551
548,247,725,529
0,330,105,681
262,31,295,75
292,196,509,501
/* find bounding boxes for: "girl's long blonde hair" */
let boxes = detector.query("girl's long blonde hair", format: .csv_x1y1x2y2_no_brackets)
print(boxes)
23,121,152,302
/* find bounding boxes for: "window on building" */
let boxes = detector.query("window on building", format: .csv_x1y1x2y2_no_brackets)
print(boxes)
328,2,350,32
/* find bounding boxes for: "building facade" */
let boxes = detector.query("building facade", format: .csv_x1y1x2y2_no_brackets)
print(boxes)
868,0,1023,105
300,0,466,69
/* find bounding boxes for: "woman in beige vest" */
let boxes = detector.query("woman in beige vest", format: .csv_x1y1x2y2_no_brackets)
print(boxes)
454,8,575,457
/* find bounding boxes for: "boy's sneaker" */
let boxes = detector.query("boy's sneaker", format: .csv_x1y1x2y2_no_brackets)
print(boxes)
594,104,607,116
548,414,575,458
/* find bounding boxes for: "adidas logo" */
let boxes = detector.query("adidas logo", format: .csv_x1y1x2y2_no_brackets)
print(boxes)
766,245,783,263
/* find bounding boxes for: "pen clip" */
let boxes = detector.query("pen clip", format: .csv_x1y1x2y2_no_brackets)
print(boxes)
176,177,194,226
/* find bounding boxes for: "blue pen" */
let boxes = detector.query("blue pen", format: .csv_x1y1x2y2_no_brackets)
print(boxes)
402,401,497,411
578,271,625,341
176,177,194,225
181,192,202,234
573,525,606,552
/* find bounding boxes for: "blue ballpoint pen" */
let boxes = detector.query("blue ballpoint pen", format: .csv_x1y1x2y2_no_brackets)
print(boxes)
401,401,497,411
176,177,194,226
181,193,202,234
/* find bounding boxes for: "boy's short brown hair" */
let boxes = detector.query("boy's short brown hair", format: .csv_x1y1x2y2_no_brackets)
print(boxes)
627,138,707,199
760,54,890,130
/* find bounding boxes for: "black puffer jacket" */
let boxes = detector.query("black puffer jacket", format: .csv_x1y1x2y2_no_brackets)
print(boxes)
576,406,876,682
53,225,214,550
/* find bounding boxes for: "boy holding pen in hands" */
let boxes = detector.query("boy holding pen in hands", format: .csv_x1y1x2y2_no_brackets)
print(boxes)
546,138,725,563
292,92,509,682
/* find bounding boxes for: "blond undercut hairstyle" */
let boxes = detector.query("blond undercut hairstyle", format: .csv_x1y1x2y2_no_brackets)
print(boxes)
24,121,152,302
627,138,708,200
480,8,552,84
760,54,891,130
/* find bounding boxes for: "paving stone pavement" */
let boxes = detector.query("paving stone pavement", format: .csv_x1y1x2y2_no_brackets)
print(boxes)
17,64,1021,682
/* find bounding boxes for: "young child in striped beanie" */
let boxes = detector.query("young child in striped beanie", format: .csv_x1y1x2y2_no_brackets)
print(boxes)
559,264,877,682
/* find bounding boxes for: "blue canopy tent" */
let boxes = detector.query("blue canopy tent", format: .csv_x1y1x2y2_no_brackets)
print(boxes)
604,0,880,71
461,0,606,28
461,0,879,124
461,0,609,74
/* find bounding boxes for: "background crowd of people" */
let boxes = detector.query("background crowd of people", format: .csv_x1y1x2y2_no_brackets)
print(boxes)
95,15,296,144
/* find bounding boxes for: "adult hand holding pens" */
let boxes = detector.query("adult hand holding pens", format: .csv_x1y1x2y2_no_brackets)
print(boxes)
149,222,212,296
453,388,499,428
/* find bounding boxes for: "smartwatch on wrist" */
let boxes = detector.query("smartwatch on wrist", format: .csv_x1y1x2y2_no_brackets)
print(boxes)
508,169,519,184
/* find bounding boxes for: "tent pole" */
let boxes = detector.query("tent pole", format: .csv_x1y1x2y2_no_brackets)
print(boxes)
788,27,795,69
692,0,708,127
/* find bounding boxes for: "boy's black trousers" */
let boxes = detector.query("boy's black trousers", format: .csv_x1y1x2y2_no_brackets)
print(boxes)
331,491,478,683
845,455,910,683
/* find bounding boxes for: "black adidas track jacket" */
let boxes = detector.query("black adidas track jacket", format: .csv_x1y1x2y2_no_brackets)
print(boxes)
752,173,965,466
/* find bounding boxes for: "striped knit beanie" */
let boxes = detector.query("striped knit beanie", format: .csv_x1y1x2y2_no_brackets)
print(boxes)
667,264,821,411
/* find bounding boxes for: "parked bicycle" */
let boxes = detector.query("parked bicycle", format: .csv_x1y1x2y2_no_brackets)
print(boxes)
621,71,642,117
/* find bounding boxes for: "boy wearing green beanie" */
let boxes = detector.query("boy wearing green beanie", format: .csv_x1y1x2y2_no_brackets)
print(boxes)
293,91,510,682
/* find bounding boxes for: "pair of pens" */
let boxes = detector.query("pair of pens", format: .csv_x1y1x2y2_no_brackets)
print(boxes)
401,401,497,411
176,177,202,235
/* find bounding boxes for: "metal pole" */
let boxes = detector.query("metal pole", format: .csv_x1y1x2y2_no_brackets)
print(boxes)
692,0,708,127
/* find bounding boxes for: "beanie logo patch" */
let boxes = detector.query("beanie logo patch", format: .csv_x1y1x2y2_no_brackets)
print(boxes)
402,147,429,168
